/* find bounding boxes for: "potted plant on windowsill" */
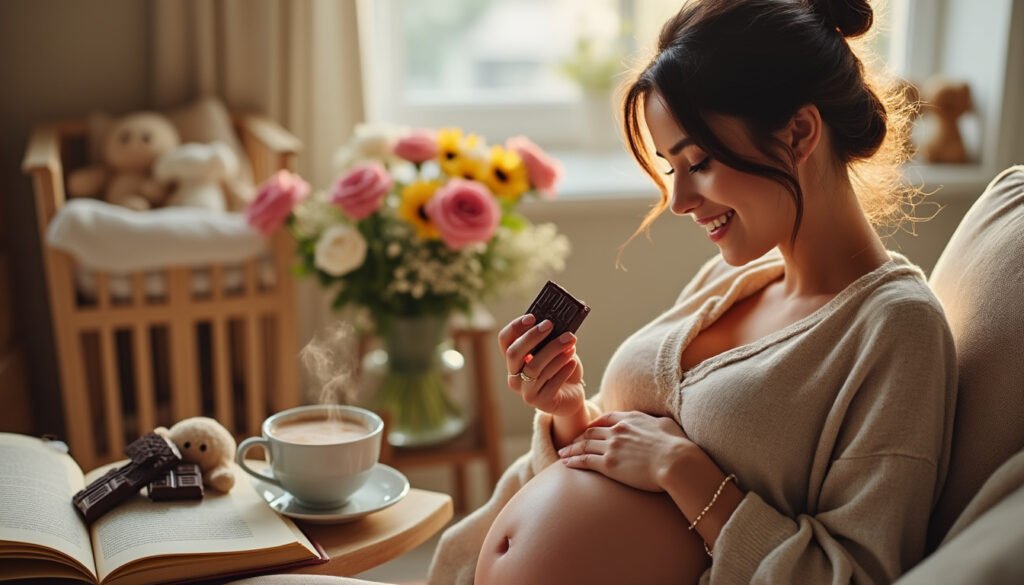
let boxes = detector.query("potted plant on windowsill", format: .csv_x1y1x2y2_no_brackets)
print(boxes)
559,34,628,151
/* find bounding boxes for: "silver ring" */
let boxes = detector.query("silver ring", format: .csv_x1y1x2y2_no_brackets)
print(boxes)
519,372,537,383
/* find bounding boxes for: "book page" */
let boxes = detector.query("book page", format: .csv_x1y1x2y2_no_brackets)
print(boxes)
0,433,97,581
88,461,317,583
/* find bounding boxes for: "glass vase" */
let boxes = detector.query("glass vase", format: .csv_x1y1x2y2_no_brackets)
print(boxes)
363,313,468,448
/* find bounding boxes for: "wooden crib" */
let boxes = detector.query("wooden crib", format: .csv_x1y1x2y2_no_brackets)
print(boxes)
23,115,303,471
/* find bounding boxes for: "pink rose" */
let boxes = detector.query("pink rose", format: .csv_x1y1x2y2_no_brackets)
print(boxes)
331,162,392,220
425,179,500,250
246,169,310,235
506,135,562,198
394,130,439,164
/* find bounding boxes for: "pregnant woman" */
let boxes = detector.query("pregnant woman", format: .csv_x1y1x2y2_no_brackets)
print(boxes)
428,1,958,584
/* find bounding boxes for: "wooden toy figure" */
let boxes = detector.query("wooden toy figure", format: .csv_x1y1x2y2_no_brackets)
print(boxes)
921,76,974,164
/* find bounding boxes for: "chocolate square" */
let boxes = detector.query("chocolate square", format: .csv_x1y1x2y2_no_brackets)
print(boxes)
524,281,591,356
148,463,204,501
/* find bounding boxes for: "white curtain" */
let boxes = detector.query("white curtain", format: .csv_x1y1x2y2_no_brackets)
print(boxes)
149,0,366,395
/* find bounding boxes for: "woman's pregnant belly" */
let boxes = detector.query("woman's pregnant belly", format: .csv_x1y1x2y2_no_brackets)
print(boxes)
476,461,710,585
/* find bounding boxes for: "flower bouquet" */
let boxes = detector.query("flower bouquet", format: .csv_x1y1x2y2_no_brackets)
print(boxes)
247,125,570,446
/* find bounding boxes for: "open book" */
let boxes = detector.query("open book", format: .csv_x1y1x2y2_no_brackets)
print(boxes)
0,432,327,584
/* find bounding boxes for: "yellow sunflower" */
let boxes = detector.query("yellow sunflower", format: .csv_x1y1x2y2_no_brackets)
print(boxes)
437,128,482,176
484,145,529,200
447,155,487,182
398,180,442,240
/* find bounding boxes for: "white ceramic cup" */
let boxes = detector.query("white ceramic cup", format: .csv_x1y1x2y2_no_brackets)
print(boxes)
236,405,383,508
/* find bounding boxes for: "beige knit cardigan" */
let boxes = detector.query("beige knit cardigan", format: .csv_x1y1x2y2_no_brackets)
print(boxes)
429,250,958,585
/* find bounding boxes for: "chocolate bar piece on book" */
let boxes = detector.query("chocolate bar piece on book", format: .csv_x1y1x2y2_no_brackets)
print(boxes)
148,463,204,501
72,432,181,523
525,280,591,356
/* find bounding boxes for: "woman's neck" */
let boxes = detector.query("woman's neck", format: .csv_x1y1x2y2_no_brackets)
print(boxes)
776,171,890,299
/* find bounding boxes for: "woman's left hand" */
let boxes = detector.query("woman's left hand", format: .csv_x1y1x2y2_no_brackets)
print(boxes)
557,410,691,492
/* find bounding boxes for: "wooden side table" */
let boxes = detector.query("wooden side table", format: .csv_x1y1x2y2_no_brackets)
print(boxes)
245,460,453,577
290,489,452,576
371,307,505,514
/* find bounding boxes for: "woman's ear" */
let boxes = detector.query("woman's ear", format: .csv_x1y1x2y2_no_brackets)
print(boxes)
780,104,823,165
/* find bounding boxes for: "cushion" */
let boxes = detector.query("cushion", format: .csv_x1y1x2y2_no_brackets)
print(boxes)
47,198,266,272
896,451,1024,584
927,165,1024,547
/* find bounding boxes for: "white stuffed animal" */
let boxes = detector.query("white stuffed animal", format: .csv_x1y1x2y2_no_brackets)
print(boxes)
154,141,239,212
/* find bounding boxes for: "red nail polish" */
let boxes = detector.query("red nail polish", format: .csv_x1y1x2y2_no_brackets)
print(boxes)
523,353,534,364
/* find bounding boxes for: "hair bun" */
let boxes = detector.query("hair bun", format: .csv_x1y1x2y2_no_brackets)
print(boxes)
808,0,874,38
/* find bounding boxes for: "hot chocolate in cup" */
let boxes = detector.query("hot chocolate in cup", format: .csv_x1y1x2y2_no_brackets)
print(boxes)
236,405,383,508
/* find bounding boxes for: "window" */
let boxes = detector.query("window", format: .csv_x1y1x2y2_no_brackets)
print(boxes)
400,0,621,102
361,0,1020,198
363,0,682,147
364,0,911,146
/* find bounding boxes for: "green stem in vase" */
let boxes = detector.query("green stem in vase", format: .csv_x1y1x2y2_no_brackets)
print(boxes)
367,313,467,446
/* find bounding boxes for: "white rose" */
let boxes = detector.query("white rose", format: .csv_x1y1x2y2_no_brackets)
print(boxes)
332,123,403,171
314,225,367,277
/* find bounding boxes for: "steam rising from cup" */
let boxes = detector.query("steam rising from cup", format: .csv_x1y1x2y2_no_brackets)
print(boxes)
299,321,359,418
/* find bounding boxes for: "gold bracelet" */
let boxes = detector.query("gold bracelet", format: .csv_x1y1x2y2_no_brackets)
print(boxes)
687,473,736,531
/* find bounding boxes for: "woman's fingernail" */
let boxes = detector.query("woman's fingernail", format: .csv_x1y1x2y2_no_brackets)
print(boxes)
521,314,536,326
559,332,574,344
557,448,566,456
538,320,553,332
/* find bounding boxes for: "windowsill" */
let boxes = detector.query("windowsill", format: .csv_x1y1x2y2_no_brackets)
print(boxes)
525,149,994,214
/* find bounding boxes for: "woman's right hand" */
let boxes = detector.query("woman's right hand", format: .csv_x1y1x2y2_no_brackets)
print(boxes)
499,314,586,418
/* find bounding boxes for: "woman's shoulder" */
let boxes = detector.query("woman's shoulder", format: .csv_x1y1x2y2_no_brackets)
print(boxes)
850,253,951,336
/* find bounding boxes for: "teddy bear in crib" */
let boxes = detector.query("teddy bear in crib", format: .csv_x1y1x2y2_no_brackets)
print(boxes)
154,141,240,212
67,112,181,211
155,417,237,493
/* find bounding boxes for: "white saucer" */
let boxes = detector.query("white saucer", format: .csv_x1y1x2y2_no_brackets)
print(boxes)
251,464,410,524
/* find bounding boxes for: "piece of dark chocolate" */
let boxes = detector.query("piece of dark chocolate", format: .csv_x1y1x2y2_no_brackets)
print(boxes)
148,463,204,501
72,432,182,523
524,281,591,356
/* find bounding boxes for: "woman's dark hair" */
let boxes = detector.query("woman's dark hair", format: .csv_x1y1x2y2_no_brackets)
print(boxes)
620,0,919,253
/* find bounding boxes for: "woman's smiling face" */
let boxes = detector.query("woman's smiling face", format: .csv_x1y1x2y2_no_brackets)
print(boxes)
644,92,797,266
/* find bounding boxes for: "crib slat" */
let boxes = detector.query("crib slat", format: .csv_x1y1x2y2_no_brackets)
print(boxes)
245,314,265,434
272,317,299,412
132,324,156,433
245,259,260,296
212,317,234,433
95,273,111,310
168,268,201,420
65,329,97,469
211,265,224,301
269,230,300,412
99,327,125,456
131,273,145,307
